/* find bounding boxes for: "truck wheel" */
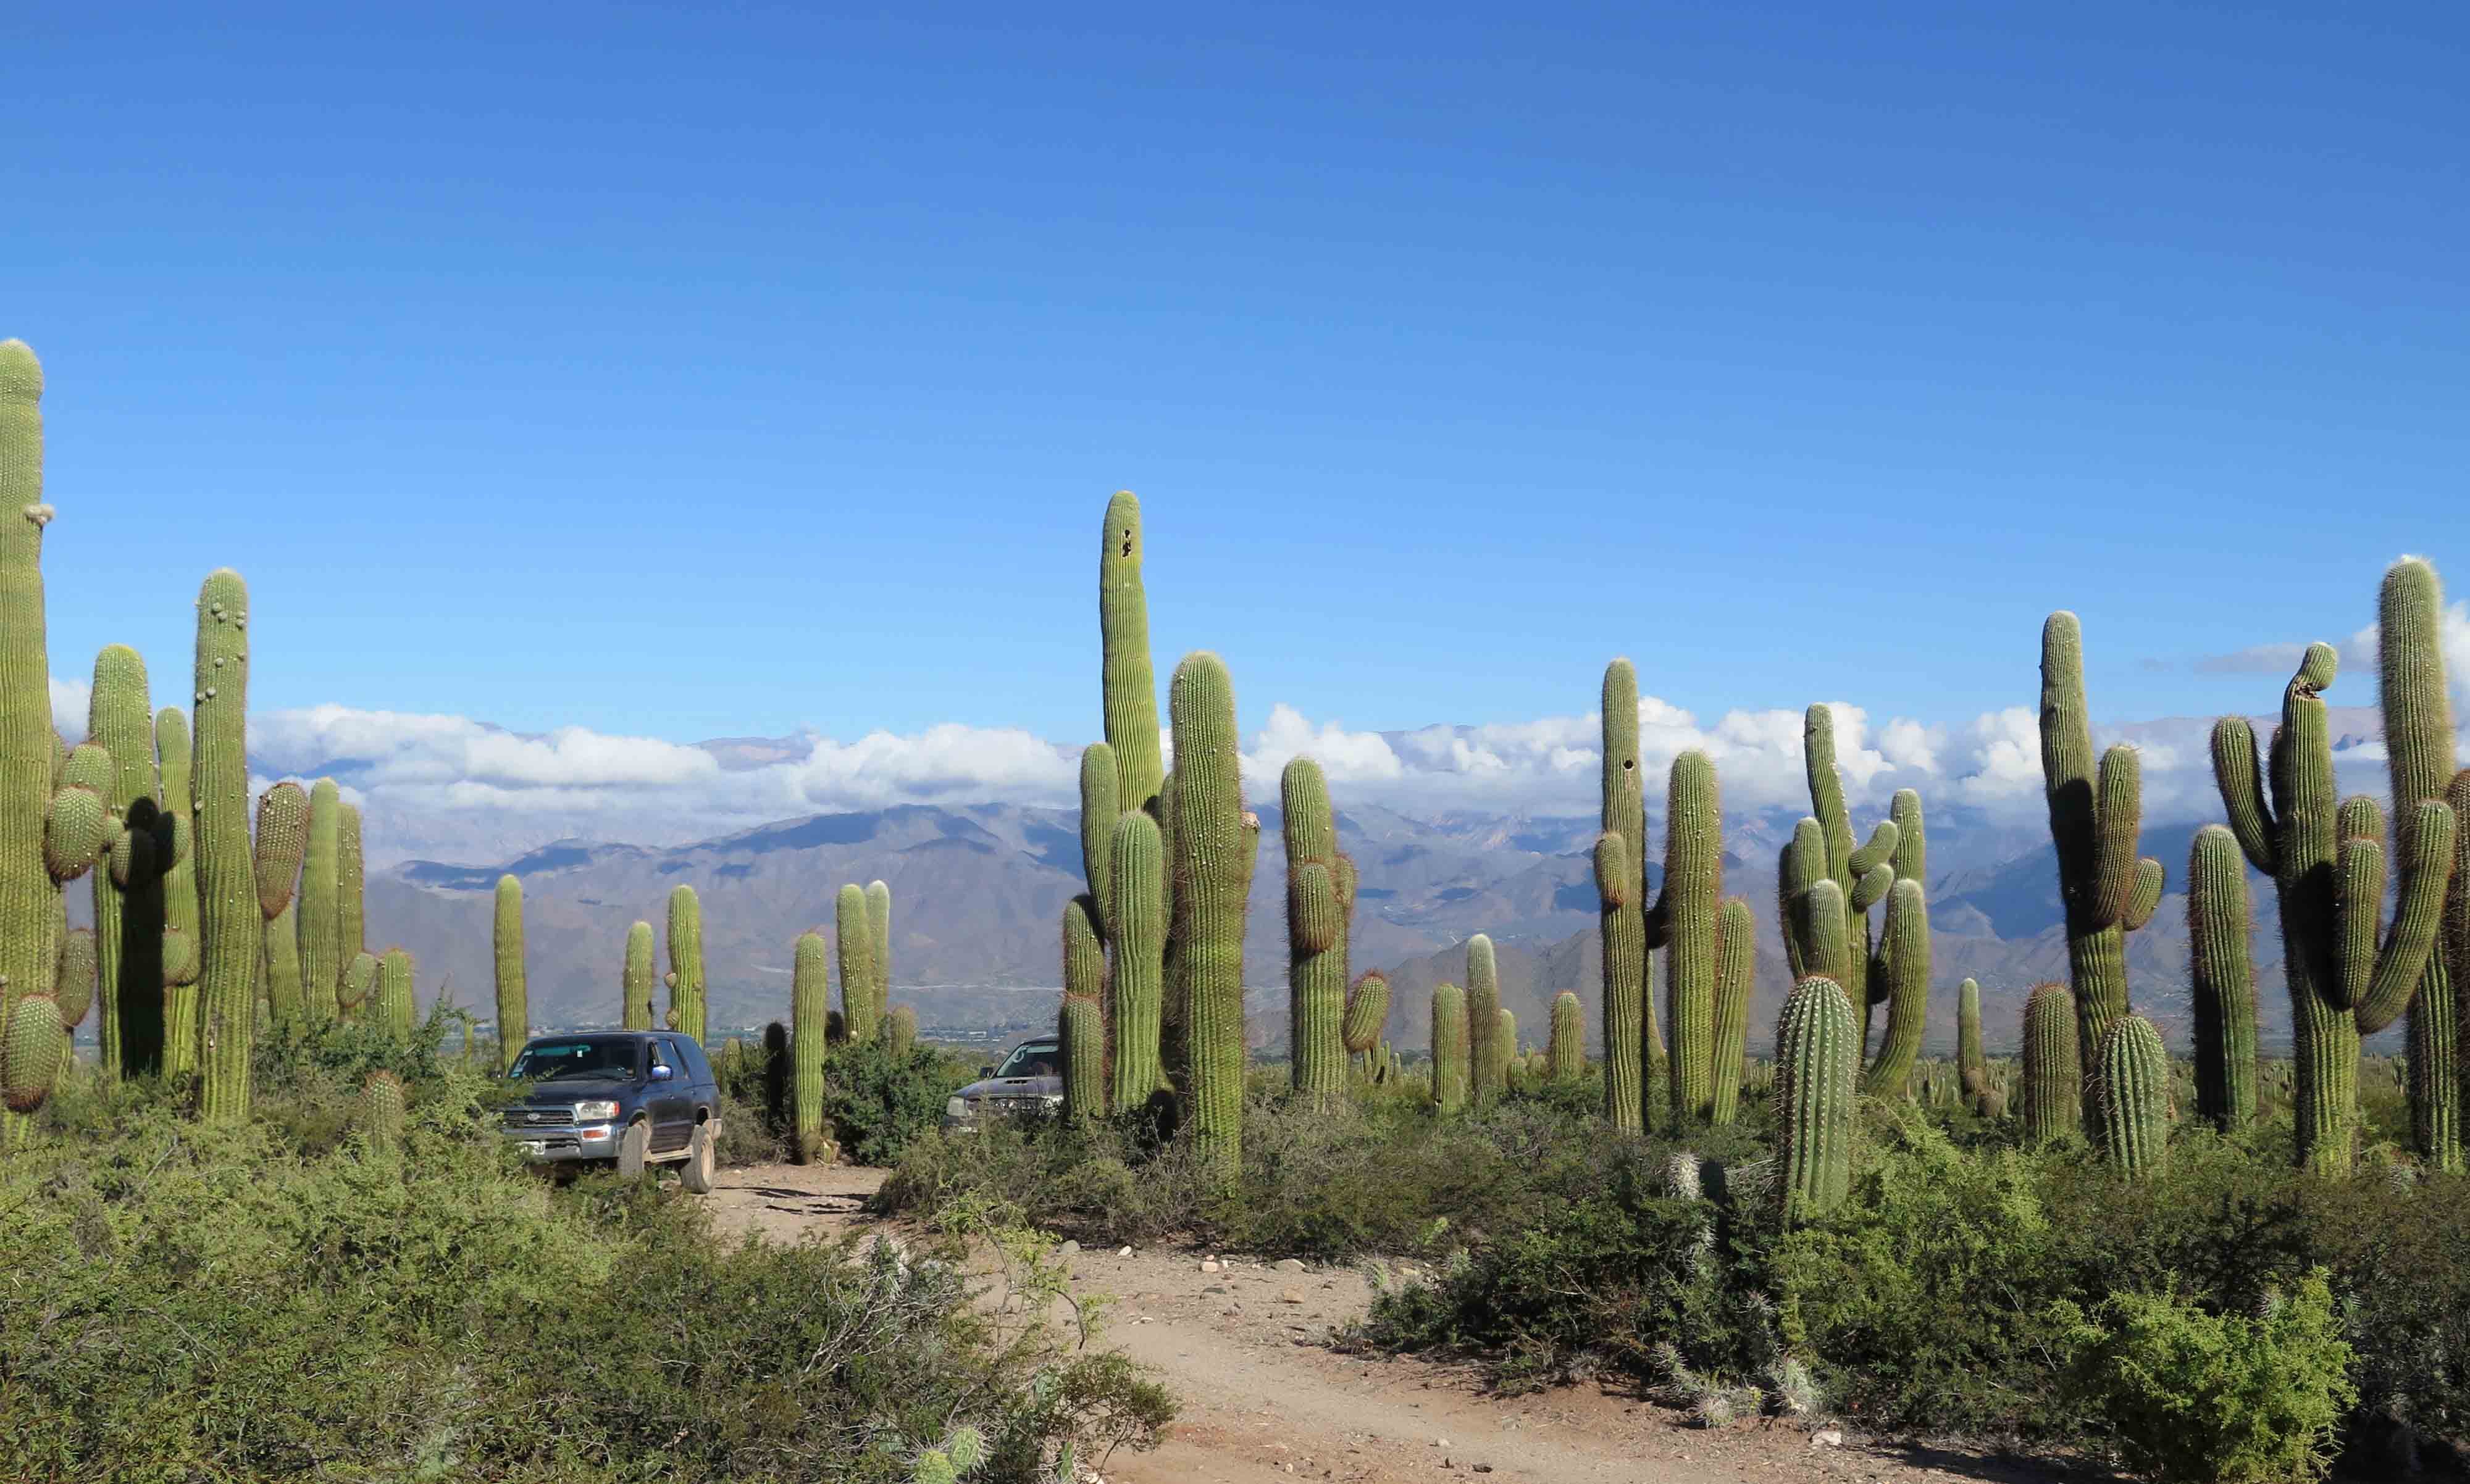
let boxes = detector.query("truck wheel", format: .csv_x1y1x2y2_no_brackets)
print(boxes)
682,1123,716,1194
616,1120,648,1180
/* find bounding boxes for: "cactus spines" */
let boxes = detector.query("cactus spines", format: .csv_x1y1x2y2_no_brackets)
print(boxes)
1060,894,1107,1120
1709,896,1754,1123
2187,825,2258,1129
2209,633,2457,1173
1430,980,1468,1112
1099,492,1165,814
2038,613,2162,1136
0,990,62,1111
376,946,416,1037
666,885,706,1045
1864,877,1932,1098
1283,757,1350,1103
1167,652,1254,1175
299,778,342,1023
1079,742,1118,930
1107,810,1165,1112
866,878,893,1034
1465,933,1502,1103
1595,828,1647,1133
191,570,255,1122
360,1069,405,1155
88,643,155,1074
791,930,829,1162
1341,970,1390,1056
1664,750,1722,1127
251,781,308,923
2020,981,2083,1142
887,1003,916,1059
1777,976,1857,1222
622,920,656,1030
2379,558,2462,1169
337,802,365,963
1547,990,1585,1079
338,950,377,1017
54,926,94,1032
2096,1014,2169,1178
494,875,527,1072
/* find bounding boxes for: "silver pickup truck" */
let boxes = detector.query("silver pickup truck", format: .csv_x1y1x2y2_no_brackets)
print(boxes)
942,1034,1065,1130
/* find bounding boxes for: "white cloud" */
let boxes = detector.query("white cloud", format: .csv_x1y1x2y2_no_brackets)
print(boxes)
51,676,88,743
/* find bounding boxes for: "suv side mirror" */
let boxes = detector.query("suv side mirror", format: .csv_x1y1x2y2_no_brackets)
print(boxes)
979,1064,994,1078
650,1062,675,1082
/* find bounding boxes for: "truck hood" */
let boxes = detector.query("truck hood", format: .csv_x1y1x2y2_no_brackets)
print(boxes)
955,1073,1063,1101
508,1079,641,1107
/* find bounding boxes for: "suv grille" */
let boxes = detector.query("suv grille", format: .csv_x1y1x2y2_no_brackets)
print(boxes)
504,1107,576,1131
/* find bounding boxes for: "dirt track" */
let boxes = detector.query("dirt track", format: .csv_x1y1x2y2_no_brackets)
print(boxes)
703,1164,2098,1484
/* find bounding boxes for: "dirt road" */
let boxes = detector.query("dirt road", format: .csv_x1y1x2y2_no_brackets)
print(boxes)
704,1164,2097,1484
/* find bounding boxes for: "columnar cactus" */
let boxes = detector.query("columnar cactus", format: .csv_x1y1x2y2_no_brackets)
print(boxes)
1060,895,1105,1122
54,927,94,1039
1709,897,1754,1123
866,878,893,1035
338,802,366,965
1341,970,1389,1056
376,946,416,1038
1099,493,1166,817
1495,1007,1517,1090
1957,977,1985,1100
1547,990,1584,1080
2096,1014,2168,1178
2039,614,2164,1138
1167,652,1255,1175
2020,982,2082,1143
834,882,874,1044
1108,810,1165,1113
2210,617,2455,1173
666,884,707,1045
622,920,655,1030
1777,975,1857,1222
1430,981,1468,1112
1594,829,1646,1133
1862,788,1933,1096
791,930,829,1162
1664,750,1722,1127
299,778,343,1023
1783,707,1902,1033
156,707,201,1076
494,875,527,1072
86,644,155,1073
1465,933,1502,1103
2378,560,2461,1169
191,569,256,1122
1282,757,1354,1104
250,782,308,1027
2187,825,2258,1130
360,1069,405,1156
888,1004,916,1059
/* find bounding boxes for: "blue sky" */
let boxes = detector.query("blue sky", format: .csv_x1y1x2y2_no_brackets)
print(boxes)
13,3,2466,749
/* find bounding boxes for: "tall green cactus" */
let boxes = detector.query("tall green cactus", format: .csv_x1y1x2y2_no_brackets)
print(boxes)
1785,707,1901,1036
622,920,655,1030
376,946,416,1038
887,1004,916,1059
2096,1014,2168,1178
1167,652,1255,1175
1496,1007,1517,1087
1594,828,1646,1133
666,884,706,1044
1957,977,1985,1098
1282,756,1352,1104
2020,982,2081,1143
1547,990,1584,1079
494,875,527,1072
191,570,255,1122
1465,933,1502,1104
1709,896,1754,1123
338,802,366,967
1108,810,1165,1113
251,782,308,1030
2039,614,2164,1138
791,930,829,1162
156,707,201,1077
2211,622,2455,1173
1862,878,1931,1097
1777,975,1857,1222
1430,980,1468,1112
2187,825,2258,1130
834,882,873,1044
1597,661,1660,1132
1341,970,1389,1057
87,644,154,1074
299,778,341,1023
2378,559,2461,1169
1099,492,1165,815
1664,749,1722,1127
1061,894,1106,1122
866,878,893,1035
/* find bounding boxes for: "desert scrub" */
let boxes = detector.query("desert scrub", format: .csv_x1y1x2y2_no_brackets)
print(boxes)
0,1099,1165,1480
2056,1272,2355,1484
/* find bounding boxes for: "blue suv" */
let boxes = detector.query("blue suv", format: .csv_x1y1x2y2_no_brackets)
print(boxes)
500,1030,721,1190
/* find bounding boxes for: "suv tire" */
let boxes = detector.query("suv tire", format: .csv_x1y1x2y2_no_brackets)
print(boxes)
682,1122,716,1194
616,1120,648,1180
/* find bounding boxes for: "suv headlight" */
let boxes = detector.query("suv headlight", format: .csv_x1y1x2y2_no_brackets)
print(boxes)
945,1097,969,1119
1041,1093,1064,1107
572,1100,621,1122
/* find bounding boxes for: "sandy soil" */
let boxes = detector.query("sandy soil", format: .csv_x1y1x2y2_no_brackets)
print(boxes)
703,1163,2106,1484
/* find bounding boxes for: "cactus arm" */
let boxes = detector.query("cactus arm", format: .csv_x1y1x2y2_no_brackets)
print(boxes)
2209,717,2279,873
1863,877,1930,1097
1848,862,1893,913
1060,896,1106,1122
1079,743,1118,933
1888,788,1925,883
1282,757,1347,1103
337,802,366,961
866,879,893,1032
2353,799,2455,1035
2122,857,2164,932
2091,745,2143,931
834,883,873,1045
1845,819,1899,881
1794,879,1851,988
1803,706,1856,884
1597,830,1646,1133
252,783,309,1028
1108,811,1166,1112
1340,971,1390,1056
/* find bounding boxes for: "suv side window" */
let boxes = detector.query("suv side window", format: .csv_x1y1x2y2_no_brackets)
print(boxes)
670,1035,716,1090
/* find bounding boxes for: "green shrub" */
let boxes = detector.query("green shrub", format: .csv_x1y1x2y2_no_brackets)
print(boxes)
827,1037,971,1166
2056,1272,2355,1484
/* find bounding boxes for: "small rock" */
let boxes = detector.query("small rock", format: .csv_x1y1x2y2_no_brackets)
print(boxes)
1280,1288,1307,1304
1811,1428,1844,1450
1432,1437,1450,1448
1058,1240,1079,1257
1275,1257,1306,1273
1200,1259,1221,1273
1472,1467,1492,1475
1117,1245,1133,1257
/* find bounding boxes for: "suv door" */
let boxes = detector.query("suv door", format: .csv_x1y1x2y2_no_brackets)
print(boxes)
647,1035,695,1152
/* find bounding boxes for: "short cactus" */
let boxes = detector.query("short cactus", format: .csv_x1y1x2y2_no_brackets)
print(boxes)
359,1070,405,1155
2096,1014,2168,1178
1709,896,1754,1123
1956,977,1985,1103
1341,970,1390,1056
1547,990,1584,1079
1060,895,1105,1122
887,1004,916,1059
493,875,527,1072
792,930,829,1162
621,920,655,1030
377,946,416,1038
835,883,874,1045
1283,756,1353,1105
2187,825,2258,1130
1777,975,1857,1222
667,885,707,1045
2020,982,2082,1143
1429,982,1468,1112
1465,933,1503,1103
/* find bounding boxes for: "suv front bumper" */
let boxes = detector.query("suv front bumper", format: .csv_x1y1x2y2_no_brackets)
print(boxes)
504,1122,619,1162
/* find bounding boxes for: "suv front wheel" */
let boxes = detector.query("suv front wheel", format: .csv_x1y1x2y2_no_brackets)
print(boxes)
682,1122,716,1194
616,1120,649,1180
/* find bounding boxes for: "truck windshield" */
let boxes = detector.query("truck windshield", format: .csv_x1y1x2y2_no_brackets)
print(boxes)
511,1040,640,1081
995,1043,1059,1078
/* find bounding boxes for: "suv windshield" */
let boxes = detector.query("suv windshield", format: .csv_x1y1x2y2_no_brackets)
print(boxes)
511,1039,641,1082
995,1042,1060,1079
